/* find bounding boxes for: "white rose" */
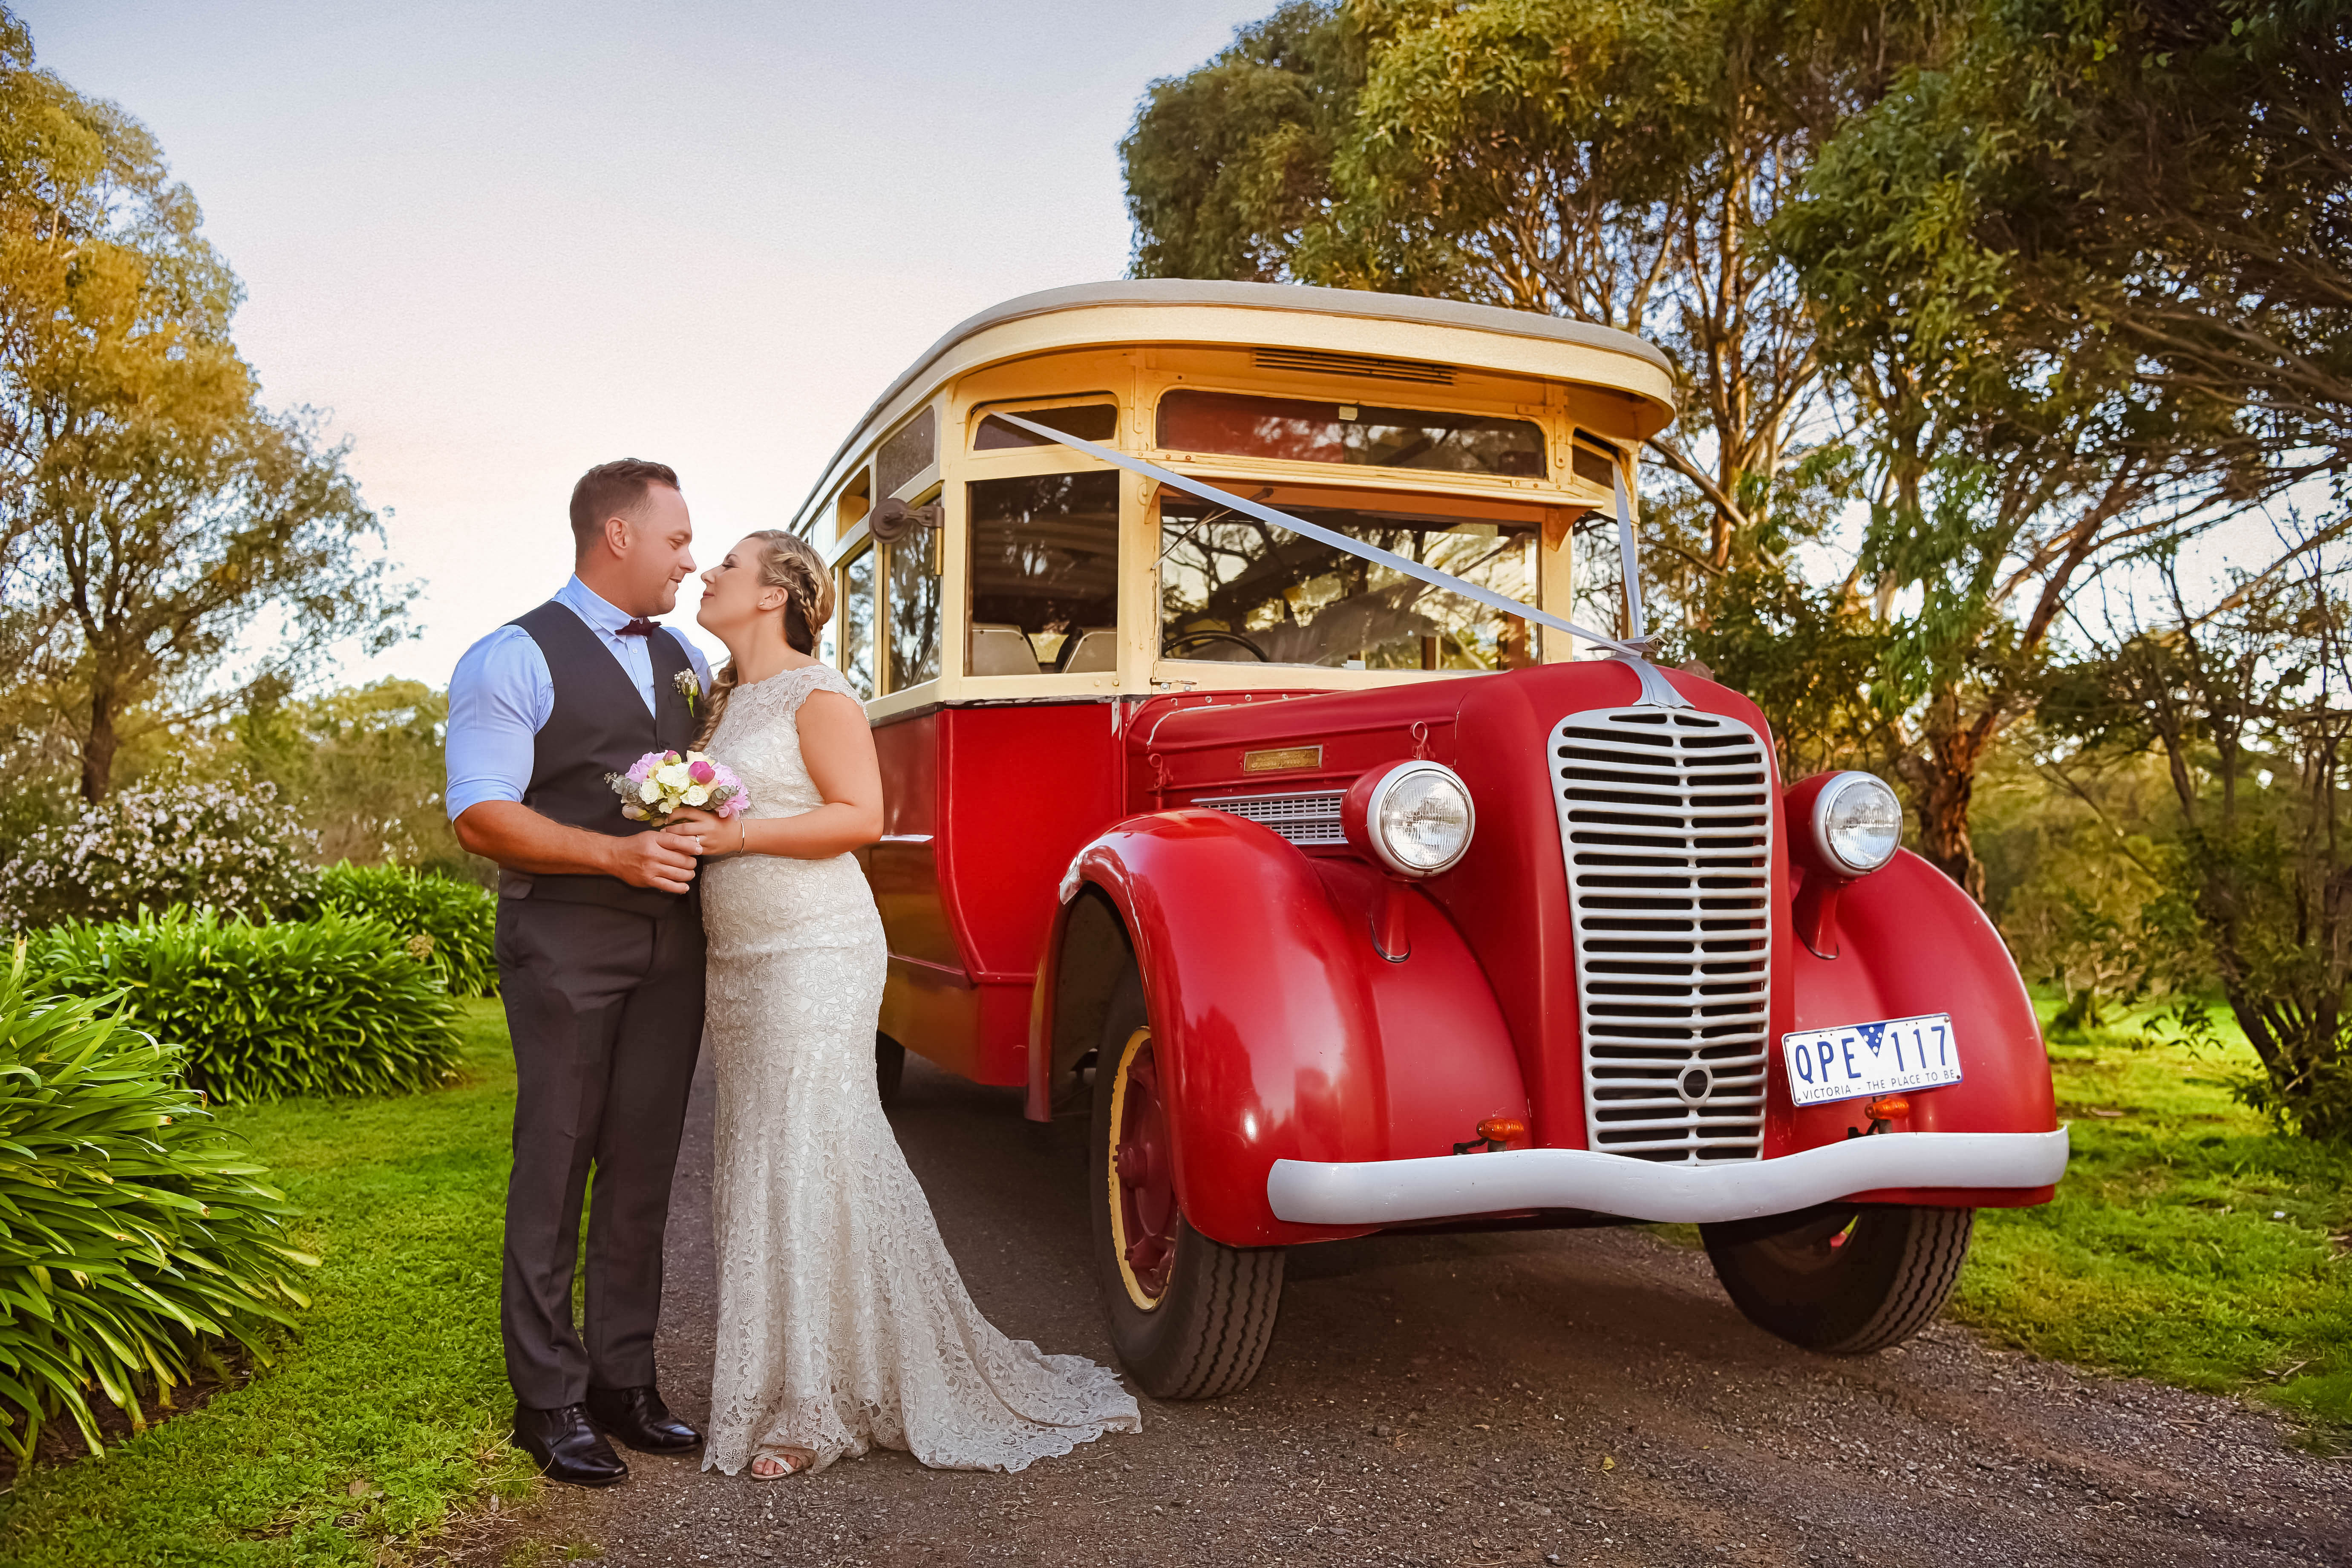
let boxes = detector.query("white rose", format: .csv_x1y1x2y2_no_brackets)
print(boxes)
656,763,691,789
683,784,710,806
638,778,663,804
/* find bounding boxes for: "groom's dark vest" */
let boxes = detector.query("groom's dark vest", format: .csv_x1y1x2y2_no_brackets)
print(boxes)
504,600,700,918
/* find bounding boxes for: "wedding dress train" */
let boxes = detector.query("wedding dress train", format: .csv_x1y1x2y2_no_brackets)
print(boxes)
697,663,1141,1475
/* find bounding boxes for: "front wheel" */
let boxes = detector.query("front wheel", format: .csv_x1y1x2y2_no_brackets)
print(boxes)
1088,990,1284,1398
1701,1203,1973,1354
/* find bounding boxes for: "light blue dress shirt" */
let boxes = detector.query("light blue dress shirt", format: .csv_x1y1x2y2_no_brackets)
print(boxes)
444,576,715,821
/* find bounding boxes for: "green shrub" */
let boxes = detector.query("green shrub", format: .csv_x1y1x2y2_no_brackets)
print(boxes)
296,863,498,998
0,774,318,930
26,911,464,1104
0,957,314,1462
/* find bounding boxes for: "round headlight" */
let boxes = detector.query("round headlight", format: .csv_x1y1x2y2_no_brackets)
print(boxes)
1355,762,1475,877
1813,771,1902,876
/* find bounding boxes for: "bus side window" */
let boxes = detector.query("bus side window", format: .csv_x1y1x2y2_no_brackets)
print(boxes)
836,544,876,699
966,472,1120,676
885,523,942,691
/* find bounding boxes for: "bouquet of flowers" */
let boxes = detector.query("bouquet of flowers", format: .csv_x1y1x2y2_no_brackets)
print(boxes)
607,749,749,825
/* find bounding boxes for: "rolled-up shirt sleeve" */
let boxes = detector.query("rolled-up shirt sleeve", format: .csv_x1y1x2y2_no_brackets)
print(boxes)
445,627,551,819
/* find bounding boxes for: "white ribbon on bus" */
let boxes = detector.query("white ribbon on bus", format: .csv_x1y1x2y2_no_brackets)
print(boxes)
991,411,1651,659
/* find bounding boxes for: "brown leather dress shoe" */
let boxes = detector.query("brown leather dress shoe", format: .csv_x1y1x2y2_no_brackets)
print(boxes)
512,1403,628,1486
584,1384,702,1453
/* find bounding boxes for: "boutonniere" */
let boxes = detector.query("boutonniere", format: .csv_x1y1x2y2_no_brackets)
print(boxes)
674,668,701,715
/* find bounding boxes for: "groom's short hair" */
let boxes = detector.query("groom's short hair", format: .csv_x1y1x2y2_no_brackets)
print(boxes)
570,459,681,555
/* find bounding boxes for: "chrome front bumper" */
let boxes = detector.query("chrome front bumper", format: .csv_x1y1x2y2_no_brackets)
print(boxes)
1264,1127,2071,1228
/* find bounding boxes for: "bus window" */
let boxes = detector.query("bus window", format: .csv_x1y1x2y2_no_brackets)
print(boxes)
878,407,937,499
1160,496,1536,672
837,543,876,699
966,473,1119,675
974,403,1119,451
885,524,942,691
1157,390,1545,479
1571,430,1622,488
833,469,872,541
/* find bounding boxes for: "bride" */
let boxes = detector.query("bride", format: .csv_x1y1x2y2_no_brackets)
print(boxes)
672,528,1141,1479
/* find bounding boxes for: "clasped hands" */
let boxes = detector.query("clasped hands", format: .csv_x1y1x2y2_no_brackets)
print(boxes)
608,806,737,894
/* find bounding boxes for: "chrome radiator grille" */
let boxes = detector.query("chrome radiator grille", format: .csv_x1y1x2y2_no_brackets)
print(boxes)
1193,790,1346,846
1551,707,1773,1163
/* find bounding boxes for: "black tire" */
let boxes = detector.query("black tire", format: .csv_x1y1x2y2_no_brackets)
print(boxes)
1088,966,1284,1399
1701,1202,1974,1354
875,1032,906,1107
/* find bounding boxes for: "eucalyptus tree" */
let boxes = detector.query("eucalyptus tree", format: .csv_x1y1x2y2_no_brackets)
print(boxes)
0,15,406,799
1959,0,2352,486
1773,0,2335,898
2041,539,2352,1141
1126,0,1948,581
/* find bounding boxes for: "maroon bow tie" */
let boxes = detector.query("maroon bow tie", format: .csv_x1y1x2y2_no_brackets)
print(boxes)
619,619,658,637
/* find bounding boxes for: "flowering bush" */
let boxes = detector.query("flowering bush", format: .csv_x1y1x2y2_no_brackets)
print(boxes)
0,773,318,930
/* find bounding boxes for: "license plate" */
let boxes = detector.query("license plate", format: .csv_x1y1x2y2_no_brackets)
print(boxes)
1781,1013,1962,1107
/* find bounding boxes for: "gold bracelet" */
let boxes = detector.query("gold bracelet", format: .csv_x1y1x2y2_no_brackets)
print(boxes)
738,816,747,855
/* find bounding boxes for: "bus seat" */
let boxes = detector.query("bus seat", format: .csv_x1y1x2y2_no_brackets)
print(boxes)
1058,626,1118,674
970,623,1042,676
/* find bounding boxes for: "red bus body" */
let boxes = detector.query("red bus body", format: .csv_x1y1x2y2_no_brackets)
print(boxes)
865,664,2058,1251
798,281,2063,1385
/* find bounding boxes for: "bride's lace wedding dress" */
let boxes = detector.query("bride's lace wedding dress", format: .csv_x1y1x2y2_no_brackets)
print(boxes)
698,663,1141,1476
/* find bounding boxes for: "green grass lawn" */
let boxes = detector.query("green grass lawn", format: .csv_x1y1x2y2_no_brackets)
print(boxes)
1948,994,2352,1444
0,1000,536,1567
1,990,2346,1564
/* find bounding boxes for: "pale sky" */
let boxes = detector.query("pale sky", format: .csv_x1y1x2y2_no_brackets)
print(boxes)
24,1,1271,686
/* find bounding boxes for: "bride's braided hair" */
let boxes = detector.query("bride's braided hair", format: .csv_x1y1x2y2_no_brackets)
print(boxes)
693,529,836,751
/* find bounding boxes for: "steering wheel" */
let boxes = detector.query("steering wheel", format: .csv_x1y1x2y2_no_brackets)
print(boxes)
1162,628,1270,662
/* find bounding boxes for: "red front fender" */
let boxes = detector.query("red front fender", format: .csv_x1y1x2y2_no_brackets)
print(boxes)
1032,810,1526,1248
1785,848,2061,1201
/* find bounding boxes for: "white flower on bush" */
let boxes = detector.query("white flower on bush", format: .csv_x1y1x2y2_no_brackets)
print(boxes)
0,772,320,929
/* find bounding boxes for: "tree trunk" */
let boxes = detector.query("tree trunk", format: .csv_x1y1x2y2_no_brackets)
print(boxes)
1908,762,1983,902
80,689,117,802
1897,690,1989,903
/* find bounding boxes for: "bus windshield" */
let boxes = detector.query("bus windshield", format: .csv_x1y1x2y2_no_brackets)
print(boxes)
1158,390,1545,478
1159,493,1539,672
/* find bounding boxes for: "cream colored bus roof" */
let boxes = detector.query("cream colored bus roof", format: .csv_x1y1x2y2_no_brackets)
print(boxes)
795,280,1675,526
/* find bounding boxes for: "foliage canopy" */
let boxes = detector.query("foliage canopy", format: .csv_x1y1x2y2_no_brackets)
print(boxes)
0,15,410,801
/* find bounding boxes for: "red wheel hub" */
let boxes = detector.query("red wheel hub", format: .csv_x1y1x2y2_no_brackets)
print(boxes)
1112,1034,1179,1303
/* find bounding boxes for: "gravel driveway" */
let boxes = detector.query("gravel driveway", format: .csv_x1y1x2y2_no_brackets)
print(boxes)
451,1054,2352,1568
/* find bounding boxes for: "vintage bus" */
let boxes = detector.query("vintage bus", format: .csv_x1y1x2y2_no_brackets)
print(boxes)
793,280,2066,1398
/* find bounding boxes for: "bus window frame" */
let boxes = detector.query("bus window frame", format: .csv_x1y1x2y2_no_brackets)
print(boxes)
879,480,946,697
1144,377,1570,490
967,393,1124,456
830,537,878,700
817,354,1647,719
1153,386,1551,483
831,467,872,546
935,392,1134,695
1148,478,1559,679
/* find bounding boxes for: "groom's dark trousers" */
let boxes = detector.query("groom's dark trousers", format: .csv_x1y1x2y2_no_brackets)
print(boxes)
495,600,705,1410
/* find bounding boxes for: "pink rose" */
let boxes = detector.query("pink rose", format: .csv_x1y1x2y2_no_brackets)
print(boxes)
688,760,715,784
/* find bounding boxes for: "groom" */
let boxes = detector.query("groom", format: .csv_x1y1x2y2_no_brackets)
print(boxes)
446,459,714,1486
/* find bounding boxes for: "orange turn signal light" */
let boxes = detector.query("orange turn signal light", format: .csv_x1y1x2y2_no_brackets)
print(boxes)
1865,1095,1910,1121
1477,1116,1526,1144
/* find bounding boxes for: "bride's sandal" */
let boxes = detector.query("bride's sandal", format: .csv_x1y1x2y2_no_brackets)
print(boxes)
749,1449,810,1480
